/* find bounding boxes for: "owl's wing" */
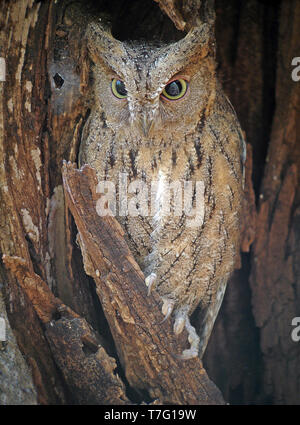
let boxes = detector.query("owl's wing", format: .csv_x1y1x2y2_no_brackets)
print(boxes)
225,95,247,188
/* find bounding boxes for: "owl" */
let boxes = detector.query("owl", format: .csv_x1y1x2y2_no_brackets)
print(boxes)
79,18,246,360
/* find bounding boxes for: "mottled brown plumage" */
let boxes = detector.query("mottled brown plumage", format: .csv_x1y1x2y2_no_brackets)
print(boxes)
79,18,245,359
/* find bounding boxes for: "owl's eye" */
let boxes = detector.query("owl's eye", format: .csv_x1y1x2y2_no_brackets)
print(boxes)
161,79,188,100
111,79,127,99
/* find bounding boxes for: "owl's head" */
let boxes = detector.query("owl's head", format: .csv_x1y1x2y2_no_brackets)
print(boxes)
86,21,216,140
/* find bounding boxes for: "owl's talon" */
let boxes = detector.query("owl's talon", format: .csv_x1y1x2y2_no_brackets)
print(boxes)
176,316,200,360
145,273,157,296
176,347,199,360
160,298,175,323
174,316,185,335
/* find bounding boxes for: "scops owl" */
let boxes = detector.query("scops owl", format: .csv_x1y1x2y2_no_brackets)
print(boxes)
79,16,246,360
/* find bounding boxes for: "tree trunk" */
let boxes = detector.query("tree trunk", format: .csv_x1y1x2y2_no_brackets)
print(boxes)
203,0,300,405
0,0,299,405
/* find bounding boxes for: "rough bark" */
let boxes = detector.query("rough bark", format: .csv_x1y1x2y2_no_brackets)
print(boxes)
2,254,129,405
249,1,300,405
204,0,300,405
0,292,37,405
0,0,67,404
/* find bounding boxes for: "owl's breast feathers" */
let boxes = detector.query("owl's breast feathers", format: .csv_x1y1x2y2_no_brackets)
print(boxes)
80,91,244,314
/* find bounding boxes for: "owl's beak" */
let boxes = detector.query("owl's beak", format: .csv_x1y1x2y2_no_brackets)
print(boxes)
140,113,154,137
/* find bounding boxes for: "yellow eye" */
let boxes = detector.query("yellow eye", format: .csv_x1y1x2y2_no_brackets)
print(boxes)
161,79,188,100
111,78,127,99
